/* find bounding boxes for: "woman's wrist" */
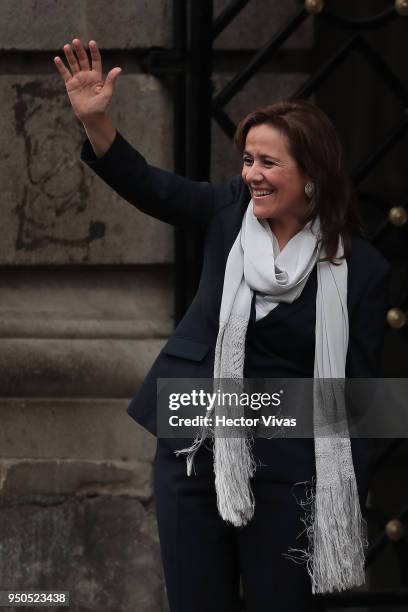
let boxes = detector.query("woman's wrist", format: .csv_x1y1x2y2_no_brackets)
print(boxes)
82,113,117,159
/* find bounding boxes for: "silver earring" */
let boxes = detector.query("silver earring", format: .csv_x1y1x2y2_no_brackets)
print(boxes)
304,182,315,199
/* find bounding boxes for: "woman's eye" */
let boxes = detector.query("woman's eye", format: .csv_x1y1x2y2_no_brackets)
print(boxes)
242,158,275,167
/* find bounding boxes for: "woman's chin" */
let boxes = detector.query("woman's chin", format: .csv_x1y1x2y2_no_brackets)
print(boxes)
252,205,274,219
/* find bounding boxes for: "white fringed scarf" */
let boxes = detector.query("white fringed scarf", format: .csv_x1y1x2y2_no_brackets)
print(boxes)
176,200,367,594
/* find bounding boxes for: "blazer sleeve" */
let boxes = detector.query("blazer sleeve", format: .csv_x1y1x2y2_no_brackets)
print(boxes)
80,130,216,231
346,263,391,378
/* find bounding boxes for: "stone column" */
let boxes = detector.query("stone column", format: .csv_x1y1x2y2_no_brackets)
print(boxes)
0,1,173,610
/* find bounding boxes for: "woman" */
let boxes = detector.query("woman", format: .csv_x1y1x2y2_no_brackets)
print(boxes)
54,39,390,612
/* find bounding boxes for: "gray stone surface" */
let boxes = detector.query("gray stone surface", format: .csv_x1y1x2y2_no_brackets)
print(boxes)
0,496,163,612
0,399,155,462
0,267,173,339
0,458,152,499
211,72,307,183
0,0,172,49
0,337,165,397
213,0,314,50
0,74,173,265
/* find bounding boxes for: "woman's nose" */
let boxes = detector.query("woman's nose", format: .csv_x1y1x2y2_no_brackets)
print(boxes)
245,164,263,183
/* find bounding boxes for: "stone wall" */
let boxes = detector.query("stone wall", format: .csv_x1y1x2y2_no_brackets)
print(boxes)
0,1,174,610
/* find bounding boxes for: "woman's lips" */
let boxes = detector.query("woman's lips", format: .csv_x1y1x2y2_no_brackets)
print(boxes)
252,190,275,199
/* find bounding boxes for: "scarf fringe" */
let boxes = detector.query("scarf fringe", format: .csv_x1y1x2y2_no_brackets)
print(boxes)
174,430,211,476
214,436,256,526
175,429,257,527
286,477,367,594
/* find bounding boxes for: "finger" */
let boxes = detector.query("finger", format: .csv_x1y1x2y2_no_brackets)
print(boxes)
104,67,122,90
72,38,90,72
53,56,72,84
89,40,102,76
63,43,80,74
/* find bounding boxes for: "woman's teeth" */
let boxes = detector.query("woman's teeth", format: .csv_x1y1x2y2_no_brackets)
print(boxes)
253,190,274,198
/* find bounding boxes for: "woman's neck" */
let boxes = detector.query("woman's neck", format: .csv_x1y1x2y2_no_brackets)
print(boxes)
268,218,306,251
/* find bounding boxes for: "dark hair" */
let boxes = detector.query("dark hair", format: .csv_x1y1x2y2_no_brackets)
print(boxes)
234,100,364,263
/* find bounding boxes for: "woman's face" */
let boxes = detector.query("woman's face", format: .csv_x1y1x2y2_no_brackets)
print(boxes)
241,123,311,225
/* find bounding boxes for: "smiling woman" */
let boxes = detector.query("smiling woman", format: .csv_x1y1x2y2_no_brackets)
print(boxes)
241,123,313,251
55,40,391,612
235,101,363,261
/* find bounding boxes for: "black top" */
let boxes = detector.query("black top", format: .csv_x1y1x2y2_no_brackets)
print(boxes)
242,264,379,496
244,266,317,379
243,268,317,482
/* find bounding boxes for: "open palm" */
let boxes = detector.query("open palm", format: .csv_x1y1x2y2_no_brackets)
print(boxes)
54,39,121,121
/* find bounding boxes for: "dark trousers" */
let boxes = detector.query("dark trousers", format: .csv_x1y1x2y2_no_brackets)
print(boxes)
153,438,326,612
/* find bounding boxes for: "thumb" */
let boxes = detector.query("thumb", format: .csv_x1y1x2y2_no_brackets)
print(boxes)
104,67,122,92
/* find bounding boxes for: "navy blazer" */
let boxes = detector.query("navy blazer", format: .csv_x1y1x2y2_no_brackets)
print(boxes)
81,131,391,448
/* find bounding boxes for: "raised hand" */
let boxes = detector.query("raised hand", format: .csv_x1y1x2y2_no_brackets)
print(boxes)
54,39,122,123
